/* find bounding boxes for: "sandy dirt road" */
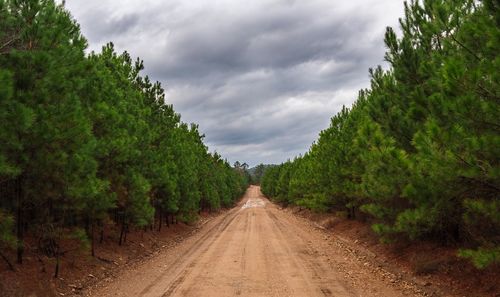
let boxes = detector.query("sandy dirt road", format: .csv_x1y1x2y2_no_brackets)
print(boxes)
86,186,415,297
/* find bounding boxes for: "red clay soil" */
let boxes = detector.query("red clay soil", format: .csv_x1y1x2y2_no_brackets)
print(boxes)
87,186,412,297
1,190,498,297
287,207,500,297
0,213,220,297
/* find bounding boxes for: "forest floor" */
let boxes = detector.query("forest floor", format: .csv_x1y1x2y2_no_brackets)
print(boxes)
1,186,498,296
0,207,221,296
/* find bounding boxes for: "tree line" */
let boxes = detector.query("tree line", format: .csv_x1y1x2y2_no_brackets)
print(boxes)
247,163,269,185
0,0,249,275
261,0,499,269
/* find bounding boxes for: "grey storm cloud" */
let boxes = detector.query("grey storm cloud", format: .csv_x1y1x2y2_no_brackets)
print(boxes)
65,0,404,166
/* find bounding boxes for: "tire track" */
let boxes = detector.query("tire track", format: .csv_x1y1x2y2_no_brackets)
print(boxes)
89,186,411,297
137,205,242,296
159,208,241,296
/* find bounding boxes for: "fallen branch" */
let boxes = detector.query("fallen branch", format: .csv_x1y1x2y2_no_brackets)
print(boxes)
96,256,113,264
0,250,15,271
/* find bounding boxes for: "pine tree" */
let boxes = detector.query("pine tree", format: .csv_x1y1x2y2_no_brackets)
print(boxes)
262,0,499,268
0,0,101,271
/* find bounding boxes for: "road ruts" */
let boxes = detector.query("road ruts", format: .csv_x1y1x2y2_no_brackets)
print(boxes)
86,186,408,297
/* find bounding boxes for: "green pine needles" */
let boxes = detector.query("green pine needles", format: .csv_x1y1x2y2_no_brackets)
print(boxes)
261,0,499,269
0,0,249,276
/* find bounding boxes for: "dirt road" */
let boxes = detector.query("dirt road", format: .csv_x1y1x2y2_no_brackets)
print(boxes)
86,186,417,297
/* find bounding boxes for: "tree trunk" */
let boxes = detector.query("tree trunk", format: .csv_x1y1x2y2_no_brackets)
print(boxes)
99,225,104,244
347,206,355,219
123,224,128,243
151,208,155,231
90,221,95,257
158,211,162,232
85,216,90,236
54,252,60,278
16,176,23,264
0,250,15,271
119,222,126,246
54,242,60,278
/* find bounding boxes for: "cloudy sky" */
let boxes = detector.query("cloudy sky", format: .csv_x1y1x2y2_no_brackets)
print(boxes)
65,0,404,166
